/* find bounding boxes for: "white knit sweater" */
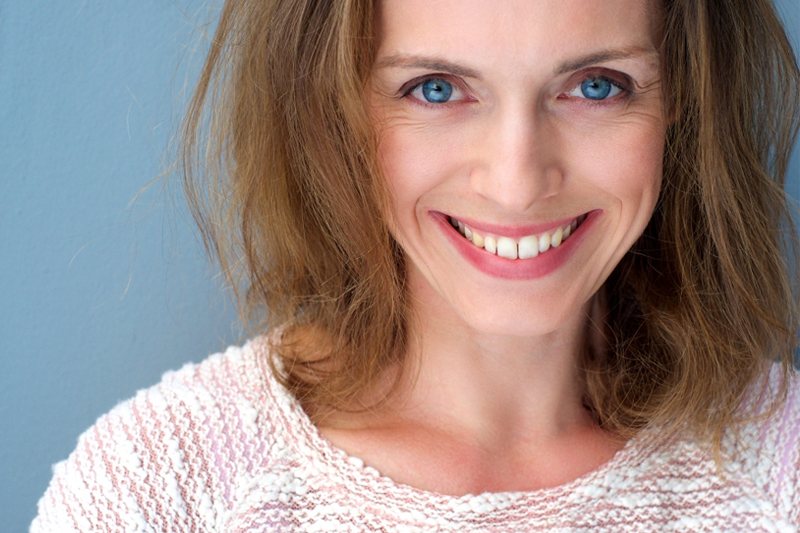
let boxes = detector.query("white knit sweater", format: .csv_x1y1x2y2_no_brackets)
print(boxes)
31,338,800,532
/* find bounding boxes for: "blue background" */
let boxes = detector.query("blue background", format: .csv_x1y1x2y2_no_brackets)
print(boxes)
1,1,799,531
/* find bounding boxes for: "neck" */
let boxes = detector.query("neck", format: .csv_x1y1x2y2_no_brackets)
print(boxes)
313,271,621,496
389,277,598,448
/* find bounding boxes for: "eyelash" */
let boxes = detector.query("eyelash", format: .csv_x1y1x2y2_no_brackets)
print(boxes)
398,70,635,108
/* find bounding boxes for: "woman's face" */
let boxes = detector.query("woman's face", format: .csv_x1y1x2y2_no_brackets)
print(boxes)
371,0,665,337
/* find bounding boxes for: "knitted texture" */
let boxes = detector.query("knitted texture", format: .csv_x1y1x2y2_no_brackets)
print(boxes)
31,338,800,532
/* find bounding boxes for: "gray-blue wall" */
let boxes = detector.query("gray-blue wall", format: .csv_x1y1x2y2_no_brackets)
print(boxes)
1,2,239,531
1,1,799,531
776,0,800,203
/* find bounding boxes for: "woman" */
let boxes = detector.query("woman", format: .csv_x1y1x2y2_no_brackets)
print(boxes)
33,0,800,530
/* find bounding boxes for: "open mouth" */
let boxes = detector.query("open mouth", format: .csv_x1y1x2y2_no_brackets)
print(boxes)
447,214,587,260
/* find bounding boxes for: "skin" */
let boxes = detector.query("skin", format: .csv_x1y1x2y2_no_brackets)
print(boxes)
318,0,666,496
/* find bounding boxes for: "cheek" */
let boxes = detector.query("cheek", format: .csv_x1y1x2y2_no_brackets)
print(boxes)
571,120,664,216
617,130,664,216
376,126,429,238
377,122,463,212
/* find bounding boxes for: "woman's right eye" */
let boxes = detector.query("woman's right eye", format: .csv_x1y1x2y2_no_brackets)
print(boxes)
406,78,465,104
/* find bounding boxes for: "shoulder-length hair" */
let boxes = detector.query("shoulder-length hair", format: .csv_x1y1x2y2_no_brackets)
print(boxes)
181,0,800,446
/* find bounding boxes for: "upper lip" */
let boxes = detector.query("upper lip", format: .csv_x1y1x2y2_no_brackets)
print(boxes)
437,211,589,239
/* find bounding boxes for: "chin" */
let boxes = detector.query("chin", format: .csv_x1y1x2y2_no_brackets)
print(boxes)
456,298,584,339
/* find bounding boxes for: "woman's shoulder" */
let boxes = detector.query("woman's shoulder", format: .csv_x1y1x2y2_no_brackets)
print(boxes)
31,336,296,533
722,365,800,524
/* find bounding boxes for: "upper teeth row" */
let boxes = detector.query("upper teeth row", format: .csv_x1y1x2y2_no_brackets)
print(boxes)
450,215,585,260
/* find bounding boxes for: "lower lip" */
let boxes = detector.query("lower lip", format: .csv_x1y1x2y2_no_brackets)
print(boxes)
432,211,598,280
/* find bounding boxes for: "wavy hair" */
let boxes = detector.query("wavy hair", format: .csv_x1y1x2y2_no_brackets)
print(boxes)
181,0,800,445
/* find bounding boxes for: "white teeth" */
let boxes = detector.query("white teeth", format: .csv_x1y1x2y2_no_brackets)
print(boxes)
518,235,539,259
551,227,563,248
538,232,551,253
450,215,584,260
484,236,497,254
497,237,517,260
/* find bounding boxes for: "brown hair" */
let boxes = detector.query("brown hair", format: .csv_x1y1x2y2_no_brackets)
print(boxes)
584,0,800,447
181,0,800,444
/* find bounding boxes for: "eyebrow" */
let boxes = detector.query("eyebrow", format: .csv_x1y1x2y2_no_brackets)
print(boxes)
554,48,659,75
375,48,659,79
375,54,483,80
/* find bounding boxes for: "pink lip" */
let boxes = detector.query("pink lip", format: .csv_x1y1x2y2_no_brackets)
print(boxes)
432,210,599,280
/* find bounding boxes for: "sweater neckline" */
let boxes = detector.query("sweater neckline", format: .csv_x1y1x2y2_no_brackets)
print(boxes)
254,338,658,516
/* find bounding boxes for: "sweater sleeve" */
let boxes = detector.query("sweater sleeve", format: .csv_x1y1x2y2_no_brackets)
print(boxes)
741,369,800,527
31,398,171,533
30,380,227,533
781,376,800,526
30,344,271,533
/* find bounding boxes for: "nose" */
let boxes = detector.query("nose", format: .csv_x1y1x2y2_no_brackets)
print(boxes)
469,105,564,213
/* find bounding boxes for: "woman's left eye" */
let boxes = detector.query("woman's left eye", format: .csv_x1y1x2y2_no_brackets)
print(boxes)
568,77,625,101
407,78,465,104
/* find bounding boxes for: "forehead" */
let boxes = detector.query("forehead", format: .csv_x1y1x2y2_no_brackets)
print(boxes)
376,0,660,73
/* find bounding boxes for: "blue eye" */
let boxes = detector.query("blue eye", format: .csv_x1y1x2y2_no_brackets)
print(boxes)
568,77,623,101
421,78,453,103
581,78,612,99
405,77,468,105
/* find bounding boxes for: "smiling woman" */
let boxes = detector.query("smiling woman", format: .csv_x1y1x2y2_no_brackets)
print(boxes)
31,0,800,531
